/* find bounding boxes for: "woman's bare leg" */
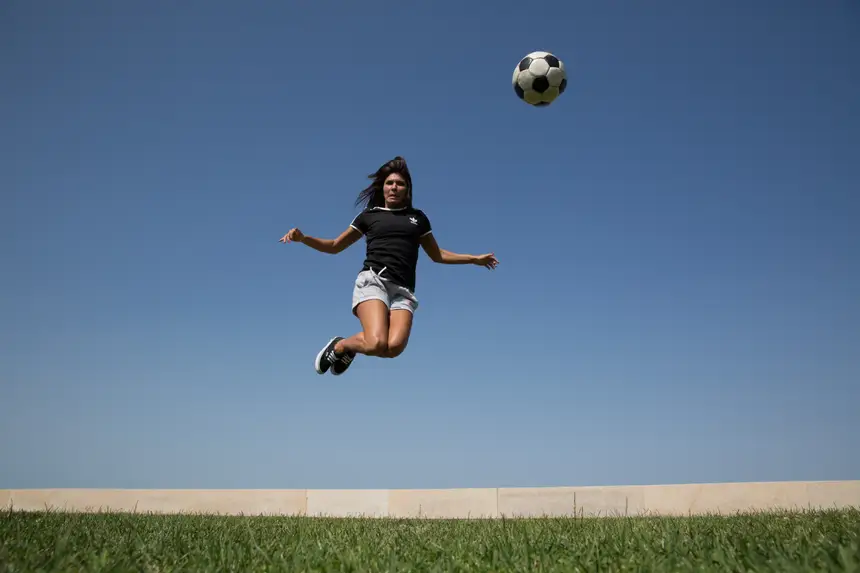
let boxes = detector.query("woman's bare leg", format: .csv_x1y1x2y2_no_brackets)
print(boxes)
335,299,390,357
385,309,414,358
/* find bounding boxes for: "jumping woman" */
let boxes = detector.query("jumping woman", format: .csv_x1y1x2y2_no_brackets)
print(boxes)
279,156,498,376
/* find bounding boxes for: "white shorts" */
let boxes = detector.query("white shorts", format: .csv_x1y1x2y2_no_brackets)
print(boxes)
352,268,419,315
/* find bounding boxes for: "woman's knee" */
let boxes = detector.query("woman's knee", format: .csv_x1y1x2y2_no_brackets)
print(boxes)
386,338,408,358
364,332,389,356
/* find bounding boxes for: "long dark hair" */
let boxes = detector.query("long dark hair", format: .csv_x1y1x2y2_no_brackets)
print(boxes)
354,156,413,210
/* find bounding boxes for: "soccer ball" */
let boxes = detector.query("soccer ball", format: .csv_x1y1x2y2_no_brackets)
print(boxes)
512,51,567,107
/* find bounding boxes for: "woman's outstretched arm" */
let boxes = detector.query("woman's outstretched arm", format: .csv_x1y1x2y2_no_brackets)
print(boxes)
419,233,498,269
279,226,362,254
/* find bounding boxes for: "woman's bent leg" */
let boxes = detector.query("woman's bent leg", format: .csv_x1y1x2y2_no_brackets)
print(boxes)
386,309,414,358
336,299,390,357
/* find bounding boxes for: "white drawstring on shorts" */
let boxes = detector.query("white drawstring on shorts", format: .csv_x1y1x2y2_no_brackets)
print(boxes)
370,266,387,280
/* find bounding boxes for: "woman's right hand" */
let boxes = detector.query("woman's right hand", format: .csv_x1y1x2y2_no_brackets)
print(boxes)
279,228,305,243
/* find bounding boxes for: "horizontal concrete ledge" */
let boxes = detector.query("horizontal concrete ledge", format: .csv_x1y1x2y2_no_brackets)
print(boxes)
2,481,858,519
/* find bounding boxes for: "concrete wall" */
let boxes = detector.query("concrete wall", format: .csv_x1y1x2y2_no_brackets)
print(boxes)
2,481,858,518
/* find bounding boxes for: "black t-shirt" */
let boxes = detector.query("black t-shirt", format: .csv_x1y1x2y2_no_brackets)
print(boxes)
350,206,432,292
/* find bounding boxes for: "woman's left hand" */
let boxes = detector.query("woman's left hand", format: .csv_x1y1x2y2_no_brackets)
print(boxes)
473,253,499,270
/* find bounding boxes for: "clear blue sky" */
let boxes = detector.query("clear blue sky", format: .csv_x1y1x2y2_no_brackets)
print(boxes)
2,0,858,490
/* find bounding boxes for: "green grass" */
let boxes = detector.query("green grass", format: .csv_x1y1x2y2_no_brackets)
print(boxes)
2,508,858,571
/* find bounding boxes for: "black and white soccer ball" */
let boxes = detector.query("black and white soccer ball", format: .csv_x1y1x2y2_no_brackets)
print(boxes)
512,51,567,107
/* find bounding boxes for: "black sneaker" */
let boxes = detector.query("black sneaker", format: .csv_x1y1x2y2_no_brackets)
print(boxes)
314,336,343,374
331,348,356,376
